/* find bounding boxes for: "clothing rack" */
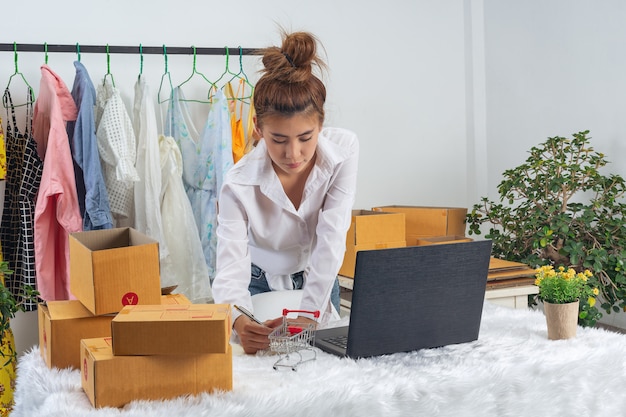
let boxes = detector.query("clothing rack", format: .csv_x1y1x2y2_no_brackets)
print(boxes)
0,43,261,56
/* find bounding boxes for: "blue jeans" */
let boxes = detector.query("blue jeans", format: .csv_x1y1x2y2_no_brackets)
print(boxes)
249,264,341,313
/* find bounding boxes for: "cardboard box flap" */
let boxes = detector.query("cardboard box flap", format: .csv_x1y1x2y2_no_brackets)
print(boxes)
72,227,158,252
45,300,96,319
349,210,405,245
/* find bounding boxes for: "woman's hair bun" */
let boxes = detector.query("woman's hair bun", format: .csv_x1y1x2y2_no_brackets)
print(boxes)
259,31,326,84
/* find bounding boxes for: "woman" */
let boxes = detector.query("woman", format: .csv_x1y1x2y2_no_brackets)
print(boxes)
212,30,359,354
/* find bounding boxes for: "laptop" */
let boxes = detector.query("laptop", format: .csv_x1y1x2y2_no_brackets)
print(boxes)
314,239,492,358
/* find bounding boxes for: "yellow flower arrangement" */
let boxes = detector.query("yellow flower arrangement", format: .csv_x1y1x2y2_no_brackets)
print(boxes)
534,265,599,305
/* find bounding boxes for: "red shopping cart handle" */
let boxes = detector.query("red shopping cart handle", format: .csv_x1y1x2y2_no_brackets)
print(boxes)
282,309,320,318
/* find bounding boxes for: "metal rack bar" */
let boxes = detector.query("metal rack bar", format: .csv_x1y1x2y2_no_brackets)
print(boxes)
0,43,261,56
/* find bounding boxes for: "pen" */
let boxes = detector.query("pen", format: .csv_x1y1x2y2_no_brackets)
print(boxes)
234,304,263,325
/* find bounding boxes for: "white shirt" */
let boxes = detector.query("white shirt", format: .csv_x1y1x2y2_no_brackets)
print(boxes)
212,127,359,324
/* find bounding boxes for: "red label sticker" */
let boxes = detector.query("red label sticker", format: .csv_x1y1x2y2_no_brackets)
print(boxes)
83,358,88,381
43,329,47,346
122,292,139,306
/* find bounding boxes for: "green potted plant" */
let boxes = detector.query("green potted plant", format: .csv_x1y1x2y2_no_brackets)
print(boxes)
0,261,39,361
467,130,626,327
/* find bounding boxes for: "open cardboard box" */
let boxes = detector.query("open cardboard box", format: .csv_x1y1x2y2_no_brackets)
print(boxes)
372,205,468,242
69,227,161,315
339,210,406,278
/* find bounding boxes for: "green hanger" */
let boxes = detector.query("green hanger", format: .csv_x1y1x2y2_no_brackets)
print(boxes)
213,47,239,88
103,44,115,87
157,45,174,104
3,42,35,109
176,46,216,104
138,44,144,80
76,43,81,62
44,42,49,65
228,46,254,101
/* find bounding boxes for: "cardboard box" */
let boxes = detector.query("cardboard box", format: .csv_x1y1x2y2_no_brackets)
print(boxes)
160,293,192,305
413,235,473,246
339,210,406,278
372,205,468,241
69,227,162,315
81,337,232,408
111,304,231,355
38,295,194,370
38,300,114,370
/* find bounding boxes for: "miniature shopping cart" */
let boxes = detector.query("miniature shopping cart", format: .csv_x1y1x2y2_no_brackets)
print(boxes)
268,309,320,371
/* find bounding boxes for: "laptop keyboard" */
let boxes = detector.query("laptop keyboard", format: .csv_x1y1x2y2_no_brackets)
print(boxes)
324,335,348,349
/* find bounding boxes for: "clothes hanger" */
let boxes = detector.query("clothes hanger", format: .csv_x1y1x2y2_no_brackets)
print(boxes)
176,46,216,104
76,43,81,62
44,42,49,65
217,47,254,104
213,47,239,89
138,44,144,80
228,46,254,100
157,45,174,104
2,42,35,109
103,44,115,87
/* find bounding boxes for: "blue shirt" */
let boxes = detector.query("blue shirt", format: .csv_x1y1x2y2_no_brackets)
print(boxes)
66,61,113,230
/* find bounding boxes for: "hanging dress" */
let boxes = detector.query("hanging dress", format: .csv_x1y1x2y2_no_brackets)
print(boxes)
165,87,233,280
0,88,42,310
133,75,165,247
95,79,138,227
33,65,82,301
158,132,212,302
224,80,245,163
66,61,113,231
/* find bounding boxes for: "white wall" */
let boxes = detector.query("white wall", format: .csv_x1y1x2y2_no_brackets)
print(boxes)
483,0,626,327
3,0,473,353
7,0,626,352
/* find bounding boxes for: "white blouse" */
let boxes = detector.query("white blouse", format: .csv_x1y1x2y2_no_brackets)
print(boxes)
212,127,359,324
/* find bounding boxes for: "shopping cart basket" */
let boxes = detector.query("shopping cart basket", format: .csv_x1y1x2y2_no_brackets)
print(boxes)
268,309,320,370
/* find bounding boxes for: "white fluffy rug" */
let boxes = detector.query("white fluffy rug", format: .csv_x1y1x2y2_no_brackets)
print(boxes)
12,302,626,417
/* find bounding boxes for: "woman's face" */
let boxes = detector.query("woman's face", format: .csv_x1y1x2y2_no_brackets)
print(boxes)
256,114,321,177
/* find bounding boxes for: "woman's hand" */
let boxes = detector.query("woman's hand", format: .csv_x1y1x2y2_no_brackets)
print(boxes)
234,315,282,354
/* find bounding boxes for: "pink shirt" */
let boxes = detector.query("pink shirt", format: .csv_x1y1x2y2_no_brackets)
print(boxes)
34,65,82,300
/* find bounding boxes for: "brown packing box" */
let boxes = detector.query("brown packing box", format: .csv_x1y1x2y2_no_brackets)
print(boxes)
38,301,113,370
38,294,192,370
372,205,468,241
339,210,406,278
413,235,473,246
81,337,233,408
69,227,162,315
111,304,231,355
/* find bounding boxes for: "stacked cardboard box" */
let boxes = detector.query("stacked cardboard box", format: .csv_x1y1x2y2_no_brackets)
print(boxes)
36,227,232,408
487,258,536,289
339,206,471,278
82,304,233,408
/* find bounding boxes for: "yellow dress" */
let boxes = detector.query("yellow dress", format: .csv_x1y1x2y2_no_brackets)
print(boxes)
0,246,16,416
0,115,15,414
225,81,246,164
